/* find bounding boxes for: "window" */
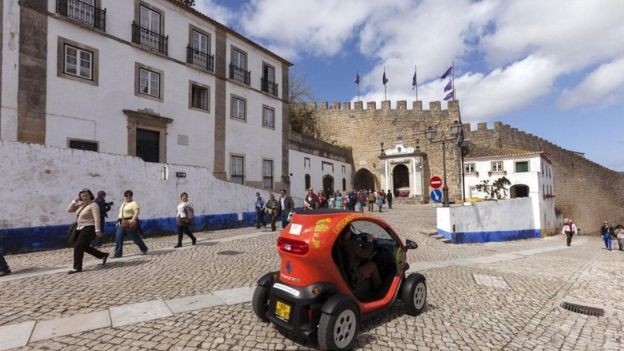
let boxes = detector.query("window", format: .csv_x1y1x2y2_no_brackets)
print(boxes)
304,157,311,169
322,161,334,172
64,44,92,80
515,161,529,173
231,48,247,69
262,106,275,128
188,27,212,70
138,5,162,52
231,96,246,121
261,63,278,96
192,30,209,55
68,139,98,152
57,37,99,85
136,128,160,163
464,163,476,174
491,161,503,172
138,67,160,98
263,159,273,189
304,174,311,190
190,82,209,112
230,155,244,184
342,178,346,191
342,165,346,174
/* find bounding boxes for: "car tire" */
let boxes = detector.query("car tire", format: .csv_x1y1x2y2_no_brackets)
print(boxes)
252,285,270,322
318,300,359,350
401,273,427,315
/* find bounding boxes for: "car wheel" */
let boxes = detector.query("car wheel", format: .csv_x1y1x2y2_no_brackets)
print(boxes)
252,285,270,322
318,300,359,350
402,273,427,315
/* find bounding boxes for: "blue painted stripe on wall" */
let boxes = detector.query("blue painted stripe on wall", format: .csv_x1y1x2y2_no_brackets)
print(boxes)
0,212,253,254
437,228,541,244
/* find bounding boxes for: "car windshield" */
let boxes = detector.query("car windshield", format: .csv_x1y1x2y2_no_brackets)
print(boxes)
349,220,393,241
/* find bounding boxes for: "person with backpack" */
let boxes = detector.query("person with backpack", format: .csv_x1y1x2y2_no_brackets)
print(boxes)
92,190,113,247
600,221,613,251
174,192,196,248
561,218,577,247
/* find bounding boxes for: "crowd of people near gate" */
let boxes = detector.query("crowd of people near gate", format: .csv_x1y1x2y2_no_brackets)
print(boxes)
301,188,394,212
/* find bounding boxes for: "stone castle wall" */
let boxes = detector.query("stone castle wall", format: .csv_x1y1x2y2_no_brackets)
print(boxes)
313,101,624,233
464,122,624,233
313,100,464,201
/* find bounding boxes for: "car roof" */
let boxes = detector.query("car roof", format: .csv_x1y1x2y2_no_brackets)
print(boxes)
293,209,352,215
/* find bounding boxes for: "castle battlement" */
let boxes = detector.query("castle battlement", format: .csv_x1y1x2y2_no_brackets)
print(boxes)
306,100,460,112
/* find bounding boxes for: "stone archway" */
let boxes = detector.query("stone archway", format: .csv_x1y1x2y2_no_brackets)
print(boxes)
354,168,376,191
323,175,334,195
392,164,410,197
510,184,529,198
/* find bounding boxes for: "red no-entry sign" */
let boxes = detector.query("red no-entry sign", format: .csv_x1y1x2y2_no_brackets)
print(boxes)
430,176,443,189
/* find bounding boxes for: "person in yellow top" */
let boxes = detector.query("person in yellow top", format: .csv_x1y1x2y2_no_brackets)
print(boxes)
114,190,148,257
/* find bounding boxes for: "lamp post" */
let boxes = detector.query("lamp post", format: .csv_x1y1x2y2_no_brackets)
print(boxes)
425,121,463,207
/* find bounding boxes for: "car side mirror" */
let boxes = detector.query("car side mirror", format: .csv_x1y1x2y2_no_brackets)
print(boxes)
405,239,418,250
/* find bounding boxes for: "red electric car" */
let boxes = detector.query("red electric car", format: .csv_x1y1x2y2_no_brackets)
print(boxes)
252,209,427,350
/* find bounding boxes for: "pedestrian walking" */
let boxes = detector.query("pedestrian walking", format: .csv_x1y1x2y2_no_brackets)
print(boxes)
255,192,267,229
92,190,113,247
265,194,280,232
561,218,577,247
614,224,624,251
114,190,148,257
174,192,196,248
358,190,366,213
376,191,384,212
600,221,612,251
0,253,10,277
66,189,109,274
386,189,393,209
279,189,294,229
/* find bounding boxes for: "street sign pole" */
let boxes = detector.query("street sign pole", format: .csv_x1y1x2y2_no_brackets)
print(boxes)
442,140,449,207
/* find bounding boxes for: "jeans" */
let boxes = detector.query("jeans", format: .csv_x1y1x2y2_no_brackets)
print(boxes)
603,235,612,250
281,212,289,229
0,253,9,273
565,232,573,246
255,209,266,228
74,226,106,270
115,225,148,257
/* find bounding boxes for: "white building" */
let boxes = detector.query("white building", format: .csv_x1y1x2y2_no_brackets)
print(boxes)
462,143,558,234
1,0,291,190
379,139,425,199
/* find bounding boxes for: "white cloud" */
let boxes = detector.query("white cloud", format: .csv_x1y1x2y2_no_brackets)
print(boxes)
232,0,624,121
559,58,624,109
194,0,234,26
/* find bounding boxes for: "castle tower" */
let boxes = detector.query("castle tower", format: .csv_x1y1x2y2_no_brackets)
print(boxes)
313,100,463,203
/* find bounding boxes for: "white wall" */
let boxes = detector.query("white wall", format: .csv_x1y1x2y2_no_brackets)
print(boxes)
0,140,288,229
289,149,353,198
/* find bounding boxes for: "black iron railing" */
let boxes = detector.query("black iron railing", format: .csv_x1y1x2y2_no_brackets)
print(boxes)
229,64,251,85
261,77,279,96
132,22,168,55
57,0,106,31
186,46,214,72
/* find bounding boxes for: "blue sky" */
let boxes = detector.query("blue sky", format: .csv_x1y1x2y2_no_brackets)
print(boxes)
198,0,624,171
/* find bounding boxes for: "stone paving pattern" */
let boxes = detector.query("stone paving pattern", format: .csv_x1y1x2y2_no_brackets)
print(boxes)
2,204,624,350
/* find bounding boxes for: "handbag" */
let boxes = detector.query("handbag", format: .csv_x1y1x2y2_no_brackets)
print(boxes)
120,218,138,230
67,204,86,245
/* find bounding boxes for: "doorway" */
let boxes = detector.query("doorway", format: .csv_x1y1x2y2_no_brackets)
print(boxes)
392,164,410,197
354,169,375,191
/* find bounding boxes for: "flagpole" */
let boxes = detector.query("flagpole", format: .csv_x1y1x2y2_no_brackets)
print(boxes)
452,60,456,100
384,66,387,101
415,64,418,102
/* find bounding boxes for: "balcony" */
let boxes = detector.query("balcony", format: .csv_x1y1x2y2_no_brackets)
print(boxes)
56,0,106,31
261,77,279,97
229,64,251,85
132,22,168,55
186,46,214,72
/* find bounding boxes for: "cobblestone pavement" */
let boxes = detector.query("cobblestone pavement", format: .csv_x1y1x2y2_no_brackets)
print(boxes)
2,203,623,350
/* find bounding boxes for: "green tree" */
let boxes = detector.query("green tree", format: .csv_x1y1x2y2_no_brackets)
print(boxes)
288,70,317,135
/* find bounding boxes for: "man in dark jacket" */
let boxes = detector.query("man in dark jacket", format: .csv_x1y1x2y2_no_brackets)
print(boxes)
386,189,393,209
279,189,294,228
92,190,113,247
338,229,381,290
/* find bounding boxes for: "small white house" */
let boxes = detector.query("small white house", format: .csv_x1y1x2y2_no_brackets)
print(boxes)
460,143,558,236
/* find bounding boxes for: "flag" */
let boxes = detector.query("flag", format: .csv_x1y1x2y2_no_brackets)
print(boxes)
354,72,360,84
411,72,417,90
444,80,453,92
383,71,389,85
440,66,453,79
444,91,454,101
